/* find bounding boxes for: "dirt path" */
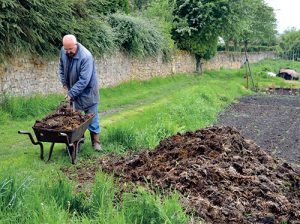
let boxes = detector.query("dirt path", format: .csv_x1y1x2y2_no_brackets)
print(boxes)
217,93,300,165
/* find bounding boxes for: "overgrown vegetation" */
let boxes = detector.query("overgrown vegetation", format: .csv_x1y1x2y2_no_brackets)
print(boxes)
0,0,164,61
109,13,163,57
0,0,279,63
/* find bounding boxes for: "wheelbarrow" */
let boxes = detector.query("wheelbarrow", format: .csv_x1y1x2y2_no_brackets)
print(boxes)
18,112,95,164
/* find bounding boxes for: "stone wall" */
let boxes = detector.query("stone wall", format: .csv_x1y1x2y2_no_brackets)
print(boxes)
203,51,275,70
0,51,275,96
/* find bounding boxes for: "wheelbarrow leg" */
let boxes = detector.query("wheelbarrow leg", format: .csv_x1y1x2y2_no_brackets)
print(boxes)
47,142,55,162
66,138,84,164
71,143,77,164
77,137,85,153
66,144,74,163
66,144,77,164
18,131,44,160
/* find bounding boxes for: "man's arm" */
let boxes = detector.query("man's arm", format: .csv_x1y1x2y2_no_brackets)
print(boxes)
59,50,67,88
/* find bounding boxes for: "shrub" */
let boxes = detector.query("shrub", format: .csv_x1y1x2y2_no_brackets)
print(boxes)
0,0,125,61
109,13,163,57
86,0,130,15
0,0,73,58
143,0,175,61
70,19,116,56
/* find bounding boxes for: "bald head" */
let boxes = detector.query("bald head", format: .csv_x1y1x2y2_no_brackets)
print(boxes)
63,34,77,45
63,34,78,57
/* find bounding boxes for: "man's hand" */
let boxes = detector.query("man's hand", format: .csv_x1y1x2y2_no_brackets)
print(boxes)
63,85,71,101
64,94,71,101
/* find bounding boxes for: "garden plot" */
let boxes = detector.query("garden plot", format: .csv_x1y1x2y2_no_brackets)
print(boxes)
218,94,300,165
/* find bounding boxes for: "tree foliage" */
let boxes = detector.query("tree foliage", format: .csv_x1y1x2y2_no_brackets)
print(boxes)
277,28,300,60
222,0,276,51
172,0,235,58
172,0,277,63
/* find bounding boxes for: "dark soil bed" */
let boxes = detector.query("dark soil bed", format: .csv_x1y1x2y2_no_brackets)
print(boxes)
218,94,300,165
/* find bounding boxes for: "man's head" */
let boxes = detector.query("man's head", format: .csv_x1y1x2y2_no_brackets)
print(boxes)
63,34,78,57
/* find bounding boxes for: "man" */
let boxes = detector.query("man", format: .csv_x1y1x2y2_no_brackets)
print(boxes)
59,34,101,151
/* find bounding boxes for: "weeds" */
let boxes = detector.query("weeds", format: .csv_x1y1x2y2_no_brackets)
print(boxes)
0,176,32,211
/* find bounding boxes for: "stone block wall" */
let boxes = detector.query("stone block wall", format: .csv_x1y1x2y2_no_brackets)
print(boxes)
203,51,276,70
0,51,275,96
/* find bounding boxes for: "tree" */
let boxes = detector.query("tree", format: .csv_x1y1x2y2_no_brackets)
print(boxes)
277,28,300,60
172,0,277,72
222,0,276,89
223,0,276,53
172,0,236,72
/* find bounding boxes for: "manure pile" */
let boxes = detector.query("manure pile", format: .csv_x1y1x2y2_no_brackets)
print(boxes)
100,126,300,223
34,104,93,131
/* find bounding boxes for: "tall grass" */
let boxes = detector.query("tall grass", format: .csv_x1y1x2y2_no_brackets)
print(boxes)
0,177,32,211
122,188,189,224
0,94,62,121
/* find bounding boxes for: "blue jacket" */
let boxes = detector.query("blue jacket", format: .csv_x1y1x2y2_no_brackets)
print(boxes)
59,43,99,110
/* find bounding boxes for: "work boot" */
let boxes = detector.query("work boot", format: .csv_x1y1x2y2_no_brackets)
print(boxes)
90,132,101,151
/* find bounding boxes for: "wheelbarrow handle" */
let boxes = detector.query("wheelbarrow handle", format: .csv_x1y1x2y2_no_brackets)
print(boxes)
18,131,44,160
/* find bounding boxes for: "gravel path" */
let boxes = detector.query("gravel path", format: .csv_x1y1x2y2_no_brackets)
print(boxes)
217,94,300,165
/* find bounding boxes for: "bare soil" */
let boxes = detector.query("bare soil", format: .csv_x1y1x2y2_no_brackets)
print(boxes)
61,92,300,223
218,93,300,165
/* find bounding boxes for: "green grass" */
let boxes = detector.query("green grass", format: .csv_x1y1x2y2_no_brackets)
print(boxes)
101,70,251,151
0,59,298,223
100,75,197,112
0,94,62,124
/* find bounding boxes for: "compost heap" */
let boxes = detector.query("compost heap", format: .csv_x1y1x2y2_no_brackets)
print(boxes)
99,126,300,224
33,104,93,131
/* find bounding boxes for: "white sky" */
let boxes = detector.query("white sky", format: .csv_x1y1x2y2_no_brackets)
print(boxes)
265,0,300,33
